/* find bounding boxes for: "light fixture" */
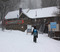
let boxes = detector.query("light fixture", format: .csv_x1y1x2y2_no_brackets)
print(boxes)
21,26,23,28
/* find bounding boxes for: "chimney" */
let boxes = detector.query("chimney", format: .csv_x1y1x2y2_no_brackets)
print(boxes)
19,8,22,15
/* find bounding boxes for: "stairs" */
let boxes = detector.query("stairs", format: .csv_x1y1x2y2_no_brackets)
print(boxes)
39,24,45,34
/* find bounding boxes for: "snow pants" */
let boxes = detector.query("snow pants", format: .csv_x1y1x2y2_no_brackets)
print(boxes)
33,36,37,43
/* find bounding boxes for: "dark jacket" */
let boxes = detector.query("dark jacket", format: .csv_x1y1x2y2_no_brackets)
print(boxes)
32,28,38,37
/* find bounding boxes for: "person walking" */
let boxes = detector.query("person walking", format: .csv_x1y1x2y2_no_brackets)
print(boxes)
32,26,38,43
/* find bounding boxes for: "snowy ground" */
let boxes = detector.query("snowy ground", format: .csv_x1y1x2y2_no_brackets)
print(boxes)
0,29,60,52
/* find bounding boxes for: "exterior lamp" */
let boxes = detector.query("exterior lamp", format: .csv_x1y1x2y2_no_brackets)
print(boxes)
21,26,24,28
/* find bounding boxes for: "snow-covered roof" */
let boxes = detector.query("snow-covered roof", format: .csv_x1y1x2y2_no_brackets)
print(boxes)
5,9,29,19
23,6,59,19
5,6,59,19
5,10,19,19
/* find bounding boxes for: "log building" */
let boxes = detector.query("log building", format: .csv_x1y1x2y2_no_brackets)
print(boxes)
4,6,60,39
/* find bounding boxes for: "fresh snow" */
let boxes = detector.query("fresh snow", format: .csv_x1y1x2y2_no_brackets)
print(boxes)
5,9,29,19
5,10,19,19
23,6,59,19
0,29,60,52
5,6,59,19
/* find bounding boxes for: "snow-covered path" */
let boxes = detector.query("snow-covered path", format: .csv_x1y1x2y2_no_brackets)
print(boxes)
0,29,60,52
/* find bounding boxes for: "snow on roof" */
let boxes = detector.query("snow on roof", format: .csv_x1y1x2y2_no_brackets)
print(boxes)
5,6,59,19
23,6,59,19
5,10,19,19
5,9,29,19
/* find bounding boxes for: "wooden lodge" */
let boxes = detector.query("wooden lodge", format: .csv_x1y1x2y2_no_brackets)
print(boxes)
4,6,60,39
4,13,32,31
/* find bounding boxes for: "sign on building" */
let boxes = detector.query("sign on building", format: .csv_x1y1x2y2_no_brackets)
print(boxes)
5,20,24,24
50,22,57,29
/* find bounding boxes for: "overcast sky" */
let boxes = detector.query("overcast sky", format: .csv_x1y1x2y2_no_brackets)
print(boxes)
19,0,42,9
